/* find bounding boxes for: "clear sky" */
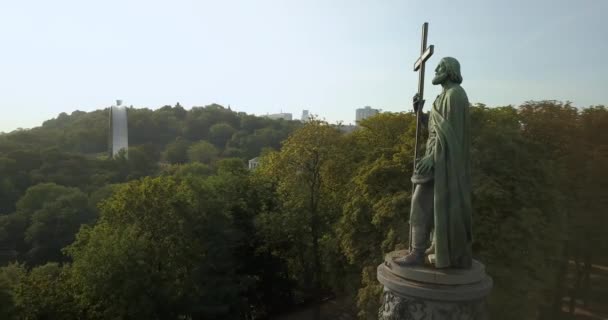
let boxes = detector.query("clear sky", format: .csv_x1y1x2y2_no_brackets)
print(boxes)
1,0,607,132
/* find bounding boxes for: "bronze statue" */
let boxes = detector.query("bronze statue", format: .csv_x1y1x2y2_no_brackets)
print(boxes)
394,57,473,269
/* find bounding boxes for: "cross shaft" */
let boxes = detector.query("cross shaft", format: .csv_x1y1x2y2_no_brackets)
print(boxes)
409,22,434,253
414,23,434,102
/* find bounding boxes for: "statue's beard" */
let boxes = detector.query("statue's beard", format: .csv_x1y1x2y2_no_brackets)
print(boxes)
432,72,447,85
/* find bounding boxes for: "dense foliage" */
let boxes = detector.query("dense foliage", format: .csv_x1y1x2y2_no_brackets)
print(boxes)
0,102,606,319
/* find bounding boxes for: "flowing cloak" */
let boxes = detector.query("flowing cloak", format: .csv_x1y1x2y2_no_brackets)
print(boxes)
427,84,473,268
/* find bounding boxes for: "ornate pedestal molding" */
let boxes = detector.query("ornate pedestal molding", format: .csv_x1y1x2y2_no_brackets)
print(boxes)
377,250,493,320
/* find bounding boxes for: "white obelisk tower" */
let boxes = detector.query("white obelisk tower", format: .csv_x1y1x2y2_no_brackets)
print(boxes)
109,100,129,158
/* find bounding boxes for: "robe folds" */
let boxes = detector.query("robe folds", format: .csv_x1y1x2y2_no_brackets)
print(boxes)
427,84,473,268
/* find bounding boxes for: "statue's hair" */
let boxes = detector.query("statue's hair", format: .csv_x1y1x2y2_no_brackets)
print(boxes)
440,57,463,84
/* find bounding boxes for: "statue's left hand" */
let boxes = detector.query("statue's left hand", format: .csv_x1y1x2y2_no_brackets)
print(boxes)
415,155,434,174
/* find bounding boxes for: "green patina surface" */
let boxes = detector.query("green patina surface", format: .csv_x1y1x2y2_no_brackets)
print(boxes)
416,57,473,268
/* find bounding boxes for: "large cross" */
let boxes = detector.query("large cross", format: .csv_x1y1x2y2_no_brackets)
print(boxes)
412,22,434,169
414,22,434,101
410,22,434,252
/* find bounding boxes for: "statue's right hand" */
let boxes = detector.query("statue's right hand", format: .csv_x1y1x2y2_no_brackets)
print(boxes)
415,155,434,175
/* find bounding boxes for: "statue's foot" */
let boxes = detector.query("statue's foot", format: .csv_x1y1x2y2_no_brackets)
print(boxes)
425,243,435,255
392,249,425,266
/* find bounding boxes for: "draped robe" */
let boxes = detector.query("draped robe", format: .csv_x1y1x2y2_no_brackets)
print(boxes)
426,83,473,268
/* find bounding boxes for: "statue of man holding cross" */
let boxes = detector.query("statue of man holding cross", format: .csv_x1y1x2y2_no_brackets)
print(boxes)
377,25,493,319
393,55,473,269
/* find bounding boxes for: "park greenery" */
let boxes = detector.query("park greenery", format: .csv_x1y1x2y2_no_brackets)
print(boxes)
0,102,606,319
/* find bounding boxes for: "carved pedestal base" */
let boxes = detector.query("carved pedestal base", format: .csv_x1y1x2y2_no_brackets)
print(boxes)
377,250,493,320
379,289,488,320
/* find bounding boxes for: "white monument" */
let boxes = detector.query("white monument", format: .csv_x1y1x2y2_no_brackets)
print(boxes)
109,100,129,158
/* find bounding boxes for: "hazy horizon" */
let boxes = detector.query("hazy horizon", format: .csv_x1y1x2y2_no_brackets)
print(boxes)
1,0,607,133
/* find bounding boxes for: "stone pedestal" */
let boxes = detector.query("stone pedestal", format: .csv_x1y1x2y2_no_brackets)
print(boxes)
377,250,493,320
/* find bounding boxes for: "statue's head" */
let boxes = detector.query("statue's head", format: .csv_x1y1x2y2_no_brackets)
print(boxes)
432,57,463,85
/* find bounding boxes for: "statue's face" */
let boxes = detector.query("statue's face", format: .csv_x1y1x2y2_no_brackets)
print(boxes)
432,61,448,85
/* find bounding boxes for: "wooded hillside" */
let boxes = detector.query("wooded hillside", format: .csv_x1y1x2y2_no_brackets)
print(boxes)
0,101,606,319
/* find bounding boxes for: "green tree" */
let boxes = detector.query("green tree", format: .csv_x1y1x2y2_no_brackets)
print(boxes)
465,105,563,319
162,162,214,180
66,177,242,319
0,263,25,319
0,214,27,265
336,112,416,319
29,148,95,189
88,184,119,215
13,263,77,320
209,122,237,148
516,102,608,318
126,144,159,179
0,157,20,215
24,189,94,265
187,140,219,164
256,120,348,320
162,138,191,164
0,183,94,266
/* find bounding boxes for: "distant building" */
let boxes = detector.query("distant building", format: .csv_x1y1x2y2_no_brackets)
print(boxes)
248,157,260,170
109,100,129,158
301,110,310,122
356,106,380,123
265,113,293,120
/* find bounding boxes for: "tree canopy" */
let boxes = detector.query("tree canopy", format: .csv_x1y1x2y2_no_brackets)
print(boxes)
0,101,606,320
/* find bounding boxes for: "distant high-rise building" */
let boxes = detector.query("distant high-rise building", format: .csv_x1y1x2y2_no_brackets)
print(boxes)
356,106,380,123
265,113,293,120
301,110,310,122
109,100,129,158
